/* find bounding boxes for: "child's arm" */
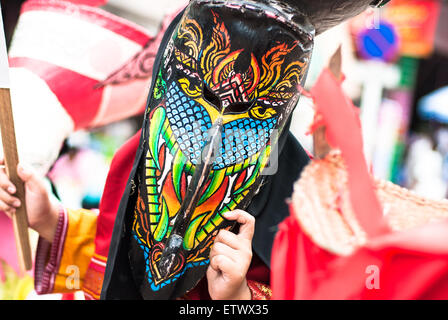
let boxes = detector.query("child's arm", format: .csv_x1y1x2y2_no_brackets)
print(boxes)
0,159,97,294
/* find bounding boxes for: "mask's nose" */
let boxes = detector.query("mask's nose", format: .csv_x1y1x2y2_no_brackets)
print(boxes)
223,101,255,115
157,118,224,280
203,85,222,112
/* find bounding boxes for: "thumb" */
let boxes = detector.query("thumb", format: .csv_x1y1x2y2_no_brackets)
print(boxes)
17,163,43,191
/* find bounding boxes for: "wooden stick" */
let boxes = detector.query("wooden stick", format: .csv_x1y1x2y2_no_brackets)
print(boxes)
0,88,32,272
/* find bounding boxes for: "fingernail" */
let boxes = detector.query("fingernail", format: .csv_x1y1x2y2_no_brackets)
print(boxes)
223,211,233,218
8,186,16,194
19,165,28,174
13,200,21,208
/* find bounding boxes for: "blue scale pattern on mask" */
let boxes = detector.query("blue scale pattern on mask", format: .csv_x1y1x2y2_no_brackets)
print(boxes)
166,83,211,165
165,82,277,169
216,118,276,170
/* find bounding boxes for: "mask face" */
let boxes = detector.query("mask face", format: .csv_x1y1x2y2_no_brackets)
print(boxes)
130,0,314,299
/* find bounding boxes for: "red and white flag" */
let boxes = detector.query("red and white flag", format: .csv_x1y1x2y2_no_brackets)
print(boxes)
4,0,157,176
61,0,108,6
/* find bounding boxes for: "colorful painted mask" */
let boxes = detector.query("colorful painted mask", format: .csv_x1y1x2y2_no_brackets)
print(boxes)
129,0,314,299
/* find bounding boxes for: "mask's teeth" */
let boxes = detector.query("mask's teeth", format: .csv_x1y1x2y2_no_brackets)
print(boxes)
245,165,255,183
148,107,166,170
172,149,187,202
153,197,169,241
233,146,270,195
198,168,227,206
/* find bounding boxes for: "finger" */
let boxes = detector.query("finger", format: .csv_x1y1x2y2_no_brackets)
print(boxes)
0,188,21,208
17,163,33,182
223,210,255,241
0,200,16,214
210,241,238,263
0,171,16,194
0,158,12,190
17,163,42,191
0,157,6,173
215,229,243,251
209,254,235,276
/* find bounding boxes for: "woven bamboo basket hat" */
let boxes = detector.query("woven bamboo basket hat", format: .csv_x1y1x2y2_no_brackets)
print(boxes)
290,46,448,257
291,150,448,256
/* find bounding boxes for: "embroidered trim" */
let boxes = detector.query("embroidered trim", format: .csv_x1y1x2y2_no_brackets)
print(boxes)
82,254,108,300
34,205,68,294
247,280,272,300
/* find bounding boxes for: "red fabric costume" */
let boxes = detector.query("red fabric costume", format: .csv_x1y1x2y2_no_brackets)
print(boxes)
271,68,448,300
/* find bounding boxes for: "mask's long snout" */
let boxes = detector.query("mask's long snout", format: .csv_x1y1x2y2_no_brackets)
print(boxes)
157,118,224,280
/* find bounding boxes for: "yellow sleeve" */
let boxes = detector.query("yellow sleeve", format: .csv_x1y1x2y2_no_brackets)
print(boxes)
34,207,98,294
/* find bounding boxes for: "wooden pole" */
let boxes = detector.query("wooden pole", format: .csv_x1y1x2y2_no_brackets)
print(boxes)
0,88,32,272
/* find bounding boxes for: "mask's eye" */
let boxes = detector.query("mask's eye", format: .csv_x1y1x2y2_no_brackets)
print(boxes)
250,106,277,120
203,85,221,109
224,101,255,114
